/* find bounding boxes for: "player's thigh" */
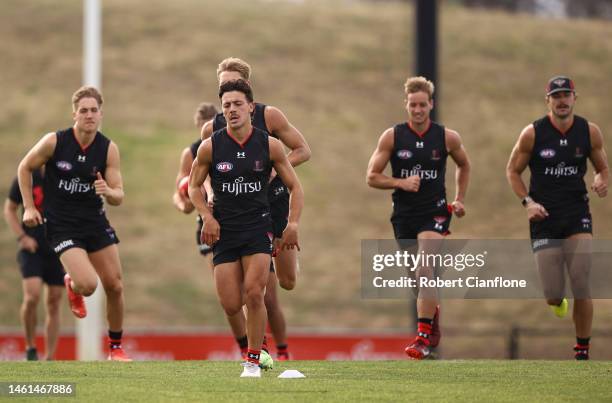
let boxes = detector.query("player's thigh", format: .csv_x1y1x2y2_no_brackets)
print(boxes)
214,261,244,311
88,244,123,290
273,247,298,276
59,247,98,288
242,253,271,292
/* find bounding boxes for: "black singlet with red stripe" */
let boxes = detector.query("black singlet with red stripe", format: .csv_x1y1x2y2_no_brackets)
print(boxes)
210,127,272,232
43,128,111,232
390,121,448,221
528,115,591,217
213,103,287,202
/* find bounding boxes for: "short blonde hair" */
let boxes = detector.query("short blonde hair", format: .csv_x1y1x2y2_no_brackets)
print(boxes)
71,86,103,110
404,76,434,100
216,57,251,80
193,102,218,128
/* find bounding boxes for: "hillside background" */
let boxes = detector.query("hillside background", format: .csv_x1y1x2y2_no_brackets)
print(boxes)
1,0,611,358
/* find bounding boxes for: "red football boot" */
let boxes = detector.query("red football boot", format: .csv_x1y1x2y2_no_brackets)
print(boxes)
64,274,87,318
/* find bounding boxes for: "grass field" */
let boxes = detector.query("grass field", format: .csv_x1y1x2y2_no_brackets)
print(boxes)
1,360,612,402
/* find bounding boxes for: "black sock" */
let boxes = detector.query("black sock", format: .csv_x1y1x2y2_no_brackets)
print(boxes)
109,330,123,348
576,337,590,347
236,335,248,349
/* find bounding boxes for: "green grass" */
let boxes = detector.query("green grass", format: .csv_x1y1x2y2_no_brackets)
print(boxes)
1,360,611,402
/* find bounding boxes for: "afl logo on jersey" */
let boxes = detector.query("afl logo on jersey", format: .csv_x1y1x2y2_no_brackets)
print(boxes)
539,149,556,159
56,161,73,171
396,150,412,159
216,162,233,172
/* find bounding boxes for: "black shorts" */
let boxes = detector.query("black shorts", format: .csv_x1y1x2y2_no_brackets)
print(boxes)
48,226,120,256
530,212,592,252
270,193,289,239
17,250,65,286
212,229,273,266
392,209,452,246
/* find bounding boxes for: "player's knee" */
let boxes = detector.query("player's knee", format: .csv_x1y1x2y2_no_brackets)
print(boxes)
77,279,98,297
46,298,61,315
244,287,265,309
221,300,242,316
104,279,124,298
23,292,40,309
278,273,296,291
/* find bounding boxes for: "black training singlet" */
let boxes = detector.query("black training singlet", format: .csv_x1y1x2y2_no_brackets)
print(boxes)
528,115,591,217
44,128,111,232
210,127,272,232
213,103,287,202
390,121,448,221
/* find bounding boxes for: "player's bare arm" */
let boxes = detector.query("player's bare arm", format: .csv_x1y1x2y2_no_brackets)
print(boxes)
188,139,219,246
446,129,470,217
366,128,420,192
17,132,56,227
588,122,609,198
198,120,216,203
265,106,311,167
3,198,38,253
270,137,304,251
172,147,195,213
506,125,548,221
96,141,124,206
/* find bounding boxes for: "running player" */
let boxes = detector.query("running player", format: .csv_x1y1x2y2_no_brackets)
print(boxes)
201,57,310,359
17,86,131,361
189,79,303,377
4,170,64,360
507,76,608,360
366,76,471,359
174,102,255,357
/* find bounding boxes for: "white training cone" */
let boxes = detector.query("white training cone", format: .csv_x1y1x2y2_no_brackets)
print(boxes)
278,370,306,378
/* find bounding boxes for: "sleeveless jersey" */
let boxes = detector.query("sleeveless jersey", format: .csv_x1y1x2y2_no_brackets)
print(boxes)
213,103,287,202
390,121,448,221
44,128,111,231
528,115,591,216
210,127,272,232
190,139,202,160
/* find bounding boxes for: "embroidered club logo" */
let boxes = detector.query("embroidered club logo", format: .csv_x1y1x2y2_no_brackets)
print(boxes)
56,161,72,171
553,78,567,87
254,160,264,172
539,149,556,159
431,149,440,161
397,150,412,160
216,162,233,172
575,147,583,158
